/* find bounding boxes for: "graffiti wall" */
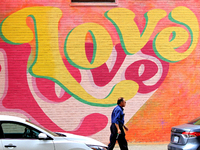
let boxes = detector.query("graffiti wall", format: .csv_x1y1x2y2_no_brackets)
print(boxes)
0,0,200,144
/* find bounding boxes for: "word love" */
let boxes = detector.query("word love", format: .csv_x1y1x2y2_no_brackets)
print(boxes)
0,6,199,106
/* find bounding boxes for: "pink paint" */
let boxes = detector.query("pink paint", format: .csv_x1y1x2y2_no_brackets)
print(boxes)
67,113,108,136
0,42,107,136
35,78,69,102
35,58,81,103
0,42,66,131
87,41,169,93
89,43,126,87
125,41,169,93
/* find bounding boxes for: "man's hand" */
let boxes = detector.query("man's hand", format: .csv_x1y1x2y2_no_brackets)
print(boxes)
115,123,121,134
118,129,121,134
124,125,129,131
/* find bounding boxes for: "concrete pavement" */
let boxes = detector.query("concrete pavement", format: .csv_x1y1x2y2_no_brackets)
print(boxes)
114,143,168,150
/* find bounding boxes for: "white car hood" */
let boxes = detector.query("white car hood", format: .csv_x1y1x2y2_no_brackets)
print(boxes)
59,132,107,147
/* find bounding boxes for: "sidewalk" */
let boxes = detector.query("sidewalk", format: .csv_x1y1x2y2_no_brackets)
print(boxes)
114,143,168,150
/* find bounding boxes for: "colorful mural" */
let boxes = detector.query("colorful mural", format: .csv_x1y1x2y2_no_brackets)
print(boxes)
0,0,200,144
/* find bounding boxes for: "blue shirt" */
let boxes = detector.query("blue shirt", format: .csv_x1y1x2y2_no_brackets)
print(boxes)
111,105,125,125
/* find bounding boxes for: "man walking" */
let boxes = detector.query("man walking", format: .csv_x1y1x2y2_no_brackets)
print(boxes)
108,97,129,150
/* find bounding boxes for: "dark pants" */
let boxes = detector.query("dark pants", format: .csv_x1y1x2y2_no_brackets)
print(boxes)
108,123,128,150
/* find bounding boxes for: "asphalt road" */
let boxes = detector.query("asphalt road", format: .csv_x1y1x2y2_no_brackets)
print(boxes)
114,143,168,150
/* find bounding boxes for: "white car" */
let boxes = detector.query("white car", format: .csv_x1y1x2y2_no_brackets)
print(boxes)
0,115,107,150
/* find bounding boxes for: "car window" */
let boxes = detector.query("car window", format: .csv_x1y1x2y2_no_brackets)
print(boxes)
1,122,41,139
26,121,59,137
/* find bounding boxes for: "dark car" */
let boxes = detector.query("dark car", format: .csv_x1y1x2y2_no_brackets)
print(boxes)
168,117,200,150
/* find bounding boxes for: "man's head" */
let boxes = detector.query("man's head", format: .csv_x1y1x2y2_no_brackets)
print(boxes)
117,97,126,107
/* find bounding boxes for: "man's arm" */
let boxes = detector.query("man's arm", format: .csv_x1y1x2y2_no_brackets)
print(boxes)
115,123,121,134
124,125,129,131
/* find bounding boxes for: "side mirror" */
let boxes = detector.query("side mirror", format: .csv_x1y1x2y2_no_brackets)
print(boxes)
38,133,48,140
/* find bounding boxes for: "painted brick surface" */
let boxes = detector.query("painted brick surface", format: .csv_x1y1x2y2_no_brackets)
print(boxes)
0,0,200,145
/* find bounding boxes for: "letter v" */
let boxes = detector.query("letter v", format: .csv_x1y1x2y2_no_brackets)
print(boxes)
105,8,167,55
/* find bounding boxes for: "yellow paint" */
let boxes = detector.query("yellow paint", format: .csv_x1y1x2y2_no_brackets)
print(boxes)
154,6,199,62
1,6,198,106
105,8,167,54
1,6,139,106
65,23,113,69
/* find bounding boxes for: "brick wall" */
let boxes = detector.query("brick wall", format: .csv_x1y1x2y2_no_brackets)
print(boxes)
0,0,200,144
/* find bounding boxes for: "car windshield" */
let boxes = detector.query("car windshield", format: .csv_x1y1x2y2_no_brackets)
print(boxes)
188,117,200,125
26,120,60,137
